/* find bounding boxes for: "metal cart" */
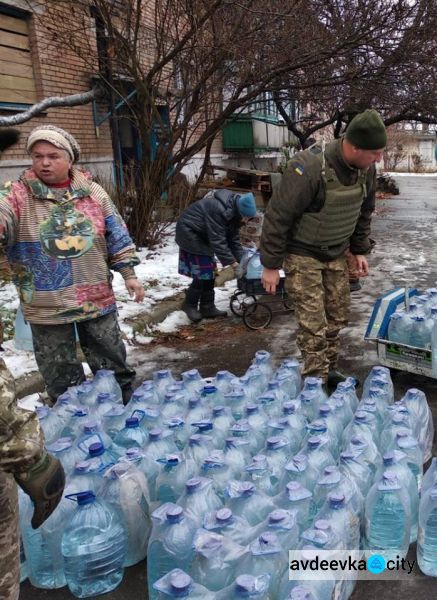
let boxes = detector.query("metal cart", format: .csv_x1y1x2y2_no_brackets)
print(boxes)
229,276,293,330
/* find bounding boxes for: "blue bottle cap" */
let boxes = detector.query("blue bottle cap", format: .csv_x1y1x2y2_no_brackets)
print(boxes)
185,369,200,379
96,392,111,402
125,447,141,458
216,370,230,380
156,369,171,379
125,417,139,428
149,428,163,441
203,385,218,394
166,417,185,429
88,442,105,457
76,491,96,506
169,571,192,595
166,505,184,523
46,437,73,452
269,509,287,524
267,436,285,449
231,421,250,434
246,404,259,415
328,493,345,508
216,508,233,523
193,420,213,432
314,519,330,531
235,574,257,594
186,477,201,492
307,419,327,433
319,404,331,416
188,397,200,409
83,420,98,433
240,482,255,496
74,409,88,417
282,402,296,415
307,435,322,448
267,380,280,390
212,405,225,416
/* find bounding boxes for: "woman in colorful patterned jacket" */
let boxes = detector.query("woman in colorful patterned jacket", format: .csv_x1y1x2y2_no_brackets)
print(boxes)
0,125,144,404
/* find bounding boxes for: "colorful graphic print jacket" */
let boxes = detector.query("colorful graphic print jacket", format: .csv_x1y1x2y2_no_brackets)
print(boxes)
0,168,140,325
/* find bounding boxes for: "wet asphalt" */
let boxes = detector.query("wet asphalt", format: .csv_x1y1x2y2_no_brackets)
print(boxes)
19,174,437,599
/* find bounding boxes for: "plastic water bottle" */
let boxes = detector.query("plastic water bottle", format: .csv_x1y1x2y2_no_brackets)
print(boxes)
86,441,119,469
191,530,248,592
225,390,249,421
252,509,299,551
316,493,360,549
400,388,434,463
63,408,90,439
229,420,260,455
343,410,379,448
245,454,279,497
300,519,343,551
263,436,293,480
155,454,196,503
422,457,437,495
380,413,413,454
296,391,320,423
45,437,83,476
339,450,373,496
36,407,64,445
203,507,252,546
252,350,274,380
214,370,236,394
302,435,335,477
274,482,314,531
394,432,424,490
153,569,216,599
75,381,98,407
345,436,382,478
244,532,287,598
278,547,336,600
409,315,431,348
286,584,321,600
304,420,338,460
267,418,304,455
51,391,78,420
375,451,419,543
246,365,267,398
245,404,269,449
101,462,150,567
225,437,252,472
326,392,354,429
62,491,127,597
216,574,271,600
277,357,302,396
364,471,411,559
181,368,204,394
417,482,437,576
201,451,238,501
148,504,199,599
201,384,224,408
225,481,275,526
388,312,406,343
66,459,106,496
92,369,123,404
153,369,176,401
75,420,115,457
177,477,222,526
185,433,215,467
280,454,319,492
363,365,393,399
20,492,73,588
101,405,128,439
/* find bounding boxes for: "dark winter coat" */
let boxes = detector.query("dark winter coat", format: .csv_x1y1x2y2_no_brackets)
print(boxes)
175,189,244,266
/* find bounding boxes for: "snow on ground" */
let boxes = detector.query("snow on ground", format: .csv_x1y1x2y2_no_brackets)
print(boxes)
0,227,239,381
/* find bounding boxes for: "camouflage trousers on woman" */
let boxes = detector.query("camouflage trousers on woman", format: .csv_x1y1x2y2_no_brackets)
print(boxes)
0,472,19,600
284,253,350,380
30,312,136,403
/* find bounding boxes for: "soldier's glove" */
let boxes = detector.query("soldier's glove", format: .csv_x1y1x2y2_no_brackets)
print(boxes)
15,452,65,529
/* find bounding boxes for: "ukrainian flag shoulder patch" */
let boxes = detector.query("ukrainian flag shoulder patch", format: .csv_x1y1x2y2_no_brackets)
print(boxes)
293,163,304,176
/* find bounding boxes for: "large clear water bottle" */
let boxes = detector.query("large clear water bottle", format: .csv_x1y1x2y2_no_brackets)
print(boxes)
75,420,115,457
201,451,238,501
243,532,287,598
225,481,276,526
304,420,338,460
315,493,360,550
36,407,65,445
203,507,253,546
246,365,267,398
302,435,335,477
185,433,215,467
224,390,249,421
244,454,279,497
155,454,197,504
245,405,270,451
101,405,128,440
214,370,236,394
224,437,252,472
409,315,431,348
262,436,292,480
277,357,302,396
393,432,424,490
422,457,437,495
164,416,191,451
191,530,248,592
364,471,411,560
274,482,314,532
75,381,98,407
61,491,127,597
296,391,320,423
345,436,382,479
20,490,73,589
229,420,260,455
252,509,299,551
278,547,336,600
362,365,393,399
338,450,373,496
400,388,434,463
177,477,223,526
185,396,209,425
300,519,343,551
417,482,437,576
280,453,319,492
181,368,204,394
102,462,150,567
148,505,199,600
62,408,90,439
252,350,274,380
216,574,271,600
45,437,83,476
387,312,407,343
326,392,354,429
92,369,123,404
210,405,235,447
375,451,419,543
66,459,106,496
153,369,176,401
153,569,216,599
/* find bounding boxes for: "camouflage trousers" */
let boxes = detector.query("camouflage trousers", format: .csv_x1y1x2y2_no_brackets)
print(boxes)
284,253,350,380
0,472,19,600
31,311,136,402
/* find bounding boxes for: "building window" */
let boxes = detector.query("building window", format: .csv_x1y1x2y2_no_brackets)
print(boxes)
0,7,37,107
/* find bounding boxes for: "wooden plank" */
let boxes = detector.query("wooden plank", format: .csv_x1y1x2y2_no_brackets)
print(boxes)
0,45,32,66
0,59,33,78
0,30,29,51
0,13,28,35
0,74,35,92
0,87,37,104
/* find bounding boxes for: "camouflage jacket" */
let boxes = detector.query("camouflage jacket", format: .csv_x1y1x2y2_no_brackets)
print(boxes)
0,358,43,473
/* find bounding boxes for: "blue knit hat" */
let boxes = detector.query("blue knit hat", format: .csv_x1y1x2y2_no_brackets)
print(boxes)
236,192,256,217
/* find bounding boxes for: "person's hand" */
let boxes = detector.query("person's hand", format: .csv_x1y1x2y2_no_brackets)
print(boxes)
15,452,65,529
231,261,243,279
125,277,145,302
354,255,369,277
262,267,280,294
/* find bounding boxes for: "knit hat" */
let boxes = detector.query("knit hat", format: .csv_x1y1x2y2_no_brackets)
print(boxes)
345,110,387,150
27,125,81,162
236,192,257,217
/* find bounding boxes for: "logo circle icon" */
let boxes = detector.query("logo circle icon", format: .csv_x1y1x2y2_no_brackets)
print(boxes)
367,554,386,574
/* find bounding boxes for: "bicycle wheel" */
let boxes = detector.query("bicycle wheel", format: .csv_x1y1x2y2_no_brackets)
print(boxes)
243,302,273,330
230,291,256,317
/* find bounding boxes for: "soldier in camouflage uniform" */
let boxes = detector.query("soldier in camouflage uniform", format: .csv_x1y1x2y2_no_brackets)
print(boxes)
0,129,65,600
260,110,387,388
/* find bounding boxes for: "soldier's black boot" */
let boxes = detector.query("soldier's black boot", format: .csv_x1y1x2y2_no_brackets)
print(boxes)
181,285,202,323
199,289,227,318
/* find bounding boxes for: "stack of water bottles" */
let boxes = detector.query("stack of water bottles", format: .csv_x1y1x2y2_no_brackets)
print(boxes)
18,355,437,599
387,288,437,352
